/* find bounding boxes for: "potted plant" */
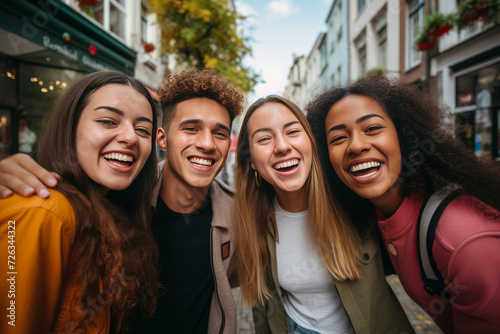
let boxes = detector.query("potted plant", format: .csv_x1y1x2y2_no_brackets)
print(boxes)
414,12,456,51
76,0,99,19
456,0,500,29
365,63,386,78
424,12,456,37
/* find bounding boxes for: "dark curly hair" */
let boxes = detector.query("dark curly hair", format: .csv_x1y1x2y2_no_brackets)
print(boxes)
158,68,244,129
306,77,500,224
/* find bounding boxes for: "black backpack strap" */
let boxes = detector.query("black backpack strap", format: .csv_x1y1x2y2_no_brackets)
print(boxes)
417,186,461,303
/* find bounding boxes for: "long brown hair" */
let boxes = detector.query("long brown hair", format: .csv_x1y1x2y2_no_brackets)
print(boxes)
235,95,362,307
36,71,159,330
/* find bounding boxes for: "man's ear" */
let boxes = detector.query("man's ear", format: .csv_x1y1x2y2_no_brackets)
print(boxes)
156,128,167,152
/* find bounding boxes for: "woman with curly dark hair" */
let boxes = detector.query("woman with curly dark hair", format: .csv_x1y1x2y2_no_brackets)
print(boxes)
306,77,500,334
0,71,159,333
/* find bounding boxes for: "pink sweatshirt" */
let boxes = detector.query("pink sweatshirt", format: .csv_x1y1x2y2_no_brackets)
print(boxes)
377,195,500,333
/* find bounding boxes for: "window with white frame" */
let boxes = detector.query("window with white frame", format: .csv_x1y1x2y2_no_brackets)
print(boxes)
376,18,387,67
408,0,423,68
358,0,365,13
336,3,342,41
320,41,327,72
80,0,128,42
337,65,342,85
141,4,148,43
357,34,366,77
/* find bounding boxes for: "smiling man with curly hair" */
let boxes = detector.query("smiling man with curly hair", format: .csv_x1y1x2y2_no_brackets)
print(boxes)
138,68,245,333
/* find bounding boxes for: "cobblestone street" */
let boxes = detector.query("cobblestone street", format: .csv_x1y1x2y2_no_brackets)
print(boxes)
234,275,443,334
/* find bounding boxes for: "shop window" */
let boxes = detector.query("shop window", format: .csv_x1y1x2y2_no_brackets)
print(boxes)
456,111,475,152
0,109,11,154
455,62,500,158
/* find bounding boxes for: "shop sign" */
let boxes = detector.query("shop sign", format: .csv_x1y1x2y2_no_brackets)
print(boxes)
459,93,474,106
42,35,113,72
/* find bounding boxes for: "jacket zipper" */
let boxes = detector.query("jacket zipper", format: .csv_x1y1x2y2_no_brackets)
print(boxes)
210,226,225,334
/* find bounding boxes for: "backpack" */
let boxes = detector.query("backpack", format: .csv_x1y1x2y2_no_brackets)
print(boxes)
417,187,461,303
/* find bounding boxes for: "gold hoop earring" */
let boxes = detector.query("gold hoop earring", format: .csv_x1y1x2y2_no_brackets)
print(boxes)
255,170,261,188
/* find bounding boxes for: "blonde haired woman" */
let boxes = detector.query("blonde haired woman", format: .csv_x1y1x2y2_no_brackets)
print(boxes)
234,95,413,334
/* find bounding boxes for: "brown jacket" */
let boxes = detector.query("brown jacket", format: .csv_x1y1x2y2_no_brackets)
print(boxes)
152,162,239,334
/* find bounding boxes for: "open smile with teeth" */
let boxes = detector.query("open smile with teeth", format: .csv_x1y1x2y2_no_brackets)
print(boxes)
103,153,134,167
273,159,299,171
189,157,214,167
350,161,381,178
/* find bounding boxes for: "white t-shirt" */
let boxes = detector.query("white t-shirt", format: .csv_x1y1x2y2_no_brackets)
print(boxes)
274,198,354,334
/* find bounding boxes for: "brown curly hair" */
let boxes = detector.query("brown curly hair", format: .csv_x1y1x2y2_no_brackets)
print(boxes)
306,77,500,225
158,68,244,129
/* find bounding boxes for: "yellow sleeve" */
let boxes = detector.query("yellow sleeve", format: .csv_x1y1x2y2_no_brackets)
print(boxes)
0,192,76,334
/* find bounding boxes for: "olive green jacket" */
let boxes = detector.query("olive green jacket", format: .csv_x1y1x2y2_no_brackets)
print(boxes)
253,232,415,334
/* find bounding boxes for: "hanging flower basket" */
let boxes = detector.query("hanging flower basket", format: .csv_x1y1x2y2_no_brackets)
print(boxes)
416,39,437,51
414,12,456,51
76,0,99,8
432,24,454,37
456,0,500,29
142,42,155,53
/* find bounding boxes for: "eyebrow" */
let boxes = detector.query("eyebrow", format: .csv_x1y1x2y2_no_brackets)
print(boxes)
95,106,153,124
327,114,384,134
252,121,300,139
179,119,231,133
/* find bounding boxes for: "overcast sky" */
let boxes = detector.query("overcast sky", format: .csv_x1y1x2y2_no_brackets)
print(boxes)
236,0,332,99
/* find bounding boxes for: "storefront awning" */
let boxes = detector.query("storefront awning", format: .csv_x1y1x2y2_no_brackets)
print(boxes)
0,0,135,75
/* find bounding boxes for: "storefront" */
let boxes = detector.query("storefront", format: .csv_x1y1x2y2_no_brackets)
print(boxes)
454,61,499,159
0,0,136,155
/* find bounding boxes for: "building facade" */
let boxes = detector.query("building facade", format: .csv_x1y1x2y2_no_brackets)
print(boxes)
0,0,164,156
349,0,400,81
322,0,350,89
429,1,500,160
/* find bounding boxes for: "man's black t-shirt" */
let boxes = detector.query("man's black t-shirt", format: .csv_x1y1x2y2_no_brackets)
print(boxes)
131,195,214,333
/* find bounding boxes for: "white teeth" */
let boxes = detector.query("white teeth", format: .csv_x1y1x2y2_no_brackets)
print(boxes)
350,161,381,172
103,153,134,162
189,158,213,166
273,159,299,170
357,170,378,178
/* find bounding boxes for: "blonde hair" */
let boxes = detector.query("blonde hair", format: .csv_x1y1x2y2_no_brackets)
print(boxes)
234,95,363,307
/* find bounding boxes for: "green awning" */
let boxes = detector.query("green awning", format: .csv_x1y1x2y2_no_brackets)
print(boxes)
0,0,135,75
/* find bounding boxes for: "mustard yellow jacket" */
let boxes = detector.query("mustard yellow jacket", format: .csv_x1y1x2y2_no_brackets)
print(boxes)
0,190,110,334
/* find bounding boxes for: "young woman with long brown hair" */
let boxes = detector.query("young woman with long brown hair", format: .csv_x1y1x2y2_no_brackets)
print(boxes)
234,95,413,333
0,71,159,333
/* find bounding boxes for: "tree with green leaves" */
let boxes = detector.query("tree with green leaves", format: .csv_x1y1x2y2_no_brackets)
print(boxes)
150,0,259,93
